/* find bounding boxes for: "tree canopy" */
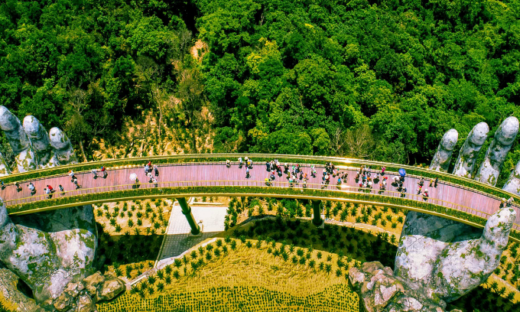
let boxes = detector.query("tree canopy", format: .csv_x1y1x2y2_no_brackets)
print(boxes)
2,0,520,184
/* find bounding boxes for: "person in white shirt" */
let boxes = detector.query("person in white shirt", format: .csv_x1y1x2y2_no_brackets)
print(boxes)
28,182,36,195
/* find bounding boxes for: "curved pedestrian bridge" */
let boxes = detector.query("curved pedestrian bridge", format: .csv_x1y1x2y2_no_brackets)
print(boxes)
2,154,520,240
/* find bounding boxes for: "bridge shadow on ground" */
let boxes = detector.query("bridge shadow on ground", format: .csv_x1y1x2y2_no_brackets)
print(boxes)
447,285,520,312
223,217,398,268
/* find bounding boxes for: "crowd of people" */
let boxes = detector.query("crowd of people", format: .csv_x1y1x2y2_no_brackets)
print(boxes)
1,157,511,210
226,158,439,201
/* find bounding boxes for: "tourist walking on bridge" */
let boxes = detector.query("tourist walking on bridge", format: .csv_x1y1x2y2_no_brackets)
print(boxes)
101,166,107,179
91,168,98,179
28,182,36,195
72,176,80,189
69,170,75,181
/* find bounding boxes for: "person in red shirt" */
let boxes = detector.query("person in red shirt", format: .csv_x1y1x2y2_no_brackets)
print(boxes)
101,166,107,179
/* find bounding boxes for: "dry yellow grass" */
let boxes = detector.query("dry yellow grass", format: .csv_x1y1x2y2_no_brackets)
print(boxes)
159,240,348,297
98,238,359,312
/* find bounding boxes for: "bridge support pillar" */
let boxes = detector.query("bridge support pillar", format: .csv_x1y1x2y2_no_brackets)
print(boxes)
312,200,323,227
177,197,200,235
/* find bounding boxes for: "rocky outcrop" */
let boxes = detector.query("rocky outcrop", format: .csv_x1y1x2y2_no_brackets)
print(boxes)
0,203,126,312
349,262,462,312
0,263,42,312
40,272,124,312
0,202,98,304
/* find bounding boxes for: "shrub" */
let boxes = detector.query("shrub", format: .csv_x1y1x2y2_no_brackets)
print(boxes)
157,270,164,279
157,282,164,291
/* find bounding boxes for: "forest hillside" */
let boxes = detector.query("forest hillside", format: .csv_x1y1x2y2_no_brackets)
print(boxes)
1,0,520,184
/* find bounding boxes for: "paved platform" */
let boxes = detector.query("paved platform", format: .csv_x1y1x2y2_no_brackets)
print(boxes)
155,201,227,268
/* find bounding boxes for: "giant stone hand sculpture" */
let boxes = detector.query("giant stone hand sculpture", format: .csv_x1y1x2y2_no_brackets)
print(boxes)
0,107,77,173
0,106,122,312
350,118,519,312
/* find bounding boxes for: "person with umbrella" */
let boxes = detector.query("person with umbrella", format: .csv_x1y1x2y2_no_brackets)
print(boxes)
130,173,139,188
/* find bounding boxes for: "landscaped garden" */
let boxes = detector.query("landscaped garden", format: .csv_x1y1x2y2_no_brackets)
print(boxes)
92,197,520,311
93,199,172,283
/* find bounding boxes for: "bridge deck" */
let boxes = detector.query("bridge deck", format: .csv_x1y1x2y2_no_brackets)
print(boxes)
2,162,518,229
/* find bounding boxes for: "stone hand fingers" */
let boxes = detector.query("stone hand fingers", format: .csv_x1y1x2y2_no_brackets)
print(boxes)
452,122,489,178
475,116,519,186
430,129,458,172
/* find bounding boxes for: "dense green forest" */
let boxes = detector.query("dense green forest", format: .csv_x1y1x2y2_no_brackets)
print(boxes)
1,0,520,183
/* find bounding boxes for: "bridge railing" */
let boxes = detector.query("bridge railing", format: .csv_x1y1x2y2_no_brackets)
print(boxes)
7,178,516,230
0,154,518,205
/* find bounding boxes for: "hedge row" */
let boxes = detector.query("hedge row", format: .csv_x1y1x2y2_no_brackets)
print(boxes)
8,185,519,240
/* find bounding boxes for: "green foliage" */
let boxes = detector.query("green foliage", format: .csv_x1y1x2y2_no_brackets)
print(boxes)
197,0,520,176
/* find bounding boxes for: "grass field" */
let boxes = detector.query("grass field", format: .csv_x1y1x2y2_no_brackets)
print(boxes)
92,198,520,312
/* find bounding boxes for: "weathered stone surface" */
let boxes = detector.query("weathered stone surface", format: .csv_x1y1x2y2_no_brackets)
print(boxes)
0,201,98,305
0,107,121,312
430,129,458,172
0,107,77,172
49,128,77,166
0,152,11,177
452,122,489,178
53,292,72,312
76,294,95,312
475,116,519,186
349,262,449,312
503,160,520,195
64,282,84,299
0,106,37,173
0,263,42,312
22,116,54,169
83,272,105,300
97,275,125,302
395,208,515,303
